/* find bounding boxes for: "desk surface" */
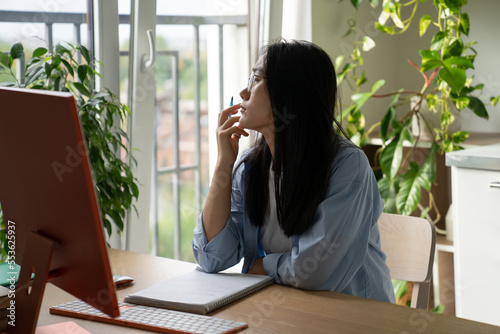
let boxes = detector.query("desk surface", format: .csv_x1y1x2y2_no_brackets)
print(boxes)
38,249,500,334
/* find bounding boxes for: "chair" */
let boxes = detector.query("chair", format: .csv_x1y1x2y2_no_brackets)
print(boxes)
378,213,436,309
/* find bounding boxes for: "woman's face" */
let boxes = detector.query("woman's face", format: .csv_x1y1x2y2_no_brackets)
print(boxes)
239,56,274,136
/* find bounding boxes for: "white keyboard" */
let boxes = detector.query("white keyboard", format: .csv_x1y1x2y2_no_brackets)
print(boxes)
50,300,248,334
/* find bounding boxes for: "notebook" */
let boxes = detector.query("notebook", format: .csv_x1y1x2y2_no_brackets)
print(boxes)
124,268,274,314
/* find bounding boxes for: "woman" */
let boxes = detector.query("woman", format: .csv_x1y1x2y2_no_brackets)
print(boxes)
192,39,395,303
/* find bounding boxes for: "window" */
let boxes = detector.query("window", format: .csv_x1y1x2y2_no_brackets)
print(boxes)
0,0,249,263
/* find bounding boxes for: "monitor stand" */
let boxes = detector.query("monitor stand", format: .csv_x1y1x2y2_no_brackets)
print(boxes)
11,232,58,334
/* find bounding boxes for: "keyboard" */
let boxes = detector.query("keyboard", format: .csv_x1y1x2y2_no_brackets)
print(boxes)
50,300,248,334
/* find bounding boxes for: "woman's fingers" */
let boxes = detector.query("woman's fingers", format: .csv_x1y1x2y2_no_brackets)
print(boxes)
217,118,248,137
218,103,241,127
215,103,249,163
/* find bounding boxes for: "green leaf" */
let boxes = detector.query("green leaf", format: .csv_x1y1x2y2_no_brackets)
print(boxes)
55,43,72,56
459,83,483,95
60,59,75,77
396,143,438,215
443,39,464,59
378,177,398,213
438,66,466,94
443,56,473,69
467,97,489,119
491,96,500,107
430,31,448,51
10,43,24,60
94,92,111,100
380,107,395,142
380,94,400,141
350,0,362,9
452,130,469,144
420,206,430,218
419,15,432,36
73,82,91,97
337,63,357,83
380,134,404,180
420,49,442,71
420,49,440,61
51,54,61,68
392,280,407,299
454,97,469,110
376,22,395,35
25,66,45,85
0,52,9,68
431,304,445,313
44,62,53,77
464,40,477,50
396,162,422,215
77,45,91,63
421,59,442,72
103,218,113,237
33,47,48,58
459,13,470,35
443,0,461,13
426,94,437,111
351,80,385,112
371,79,385,92
351,47,362,64
131,182,139,197
420,142,438,190
356,71,367,87
78,65,88,83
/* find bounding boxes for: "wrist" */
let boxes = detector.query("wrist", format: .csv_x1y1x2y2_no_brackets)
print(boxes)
215,159,234,172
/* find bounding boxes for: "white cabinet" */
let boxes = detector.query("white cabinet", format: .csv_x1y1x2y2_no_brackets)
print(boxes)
447,144,500,326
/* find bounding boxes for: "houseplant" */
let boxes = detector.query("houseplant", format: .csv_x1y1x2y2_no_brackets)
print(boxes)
337,0,498,219
0,42,139,260
336,0,499,310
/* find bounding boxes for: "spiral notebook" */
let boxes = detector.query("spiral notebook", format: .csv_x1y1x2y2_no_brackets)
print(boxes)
124,268,274,314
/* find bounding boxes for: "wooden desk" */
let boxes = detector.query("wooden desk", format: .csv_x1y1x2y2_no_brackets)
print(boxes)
37,249,500,334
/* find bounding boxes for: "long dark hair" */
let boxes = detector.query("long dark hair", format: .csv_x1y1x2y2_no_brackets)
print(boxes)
241,39,345,237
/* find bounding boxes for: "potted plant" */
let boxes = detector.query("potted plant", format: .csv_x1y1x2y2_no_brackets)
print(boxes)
335,0,499,311
337,0,499,219
0,42,139,260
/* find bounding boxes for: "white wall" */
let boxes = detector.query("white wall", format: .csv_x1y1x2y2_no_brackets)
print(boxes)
311,0,500,134
462,0,500,133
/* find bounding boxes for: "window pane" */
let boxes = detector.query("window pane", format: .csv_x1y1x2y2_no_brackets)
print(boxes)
0,2,90,83
152,1,247,261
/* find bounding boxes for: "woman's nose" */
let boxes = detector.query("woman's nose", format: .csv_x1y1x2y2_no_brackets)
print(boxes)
240,87,249,101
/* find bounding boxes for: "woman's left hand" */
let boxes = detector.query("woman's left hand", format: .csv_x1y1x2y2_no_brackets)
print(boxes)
247,257,266,275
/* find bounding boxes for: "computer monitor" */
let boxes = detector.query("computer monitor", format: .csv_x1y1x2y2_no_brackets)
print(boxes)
0,87,120,333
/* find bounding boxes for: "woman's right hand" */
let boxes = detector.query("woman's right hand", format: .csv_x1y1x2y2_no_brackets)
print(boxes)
216,103,249,165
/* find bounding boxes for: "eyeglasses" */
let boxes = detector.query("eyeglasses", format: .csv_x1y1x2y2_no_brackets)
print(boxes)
247,72,267,92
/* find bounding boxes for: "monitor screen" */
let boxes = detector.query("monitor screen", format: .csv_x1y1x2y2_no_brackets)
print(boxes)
0,87,119,331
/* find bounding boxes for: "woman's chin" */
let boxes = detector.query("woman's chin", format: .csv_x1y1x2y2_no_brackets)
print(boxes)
237,117,248,129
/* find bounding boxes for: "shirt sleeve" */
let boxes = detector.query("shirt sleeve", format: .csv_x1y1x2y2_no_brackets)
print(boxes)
192,160,247,273
262,147,384,291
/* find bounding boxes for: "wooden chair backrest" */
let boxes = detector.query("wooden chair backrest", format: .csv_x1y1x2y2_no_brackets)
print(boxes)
378,213,436,309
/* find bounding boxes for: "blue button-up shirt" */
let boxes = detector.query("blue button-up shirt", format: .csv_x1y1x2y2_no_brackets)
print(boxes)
192,141,396,304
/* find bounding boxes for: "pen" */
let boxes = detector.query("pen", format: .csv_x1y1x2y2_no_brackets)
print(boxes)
228,96,233,118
